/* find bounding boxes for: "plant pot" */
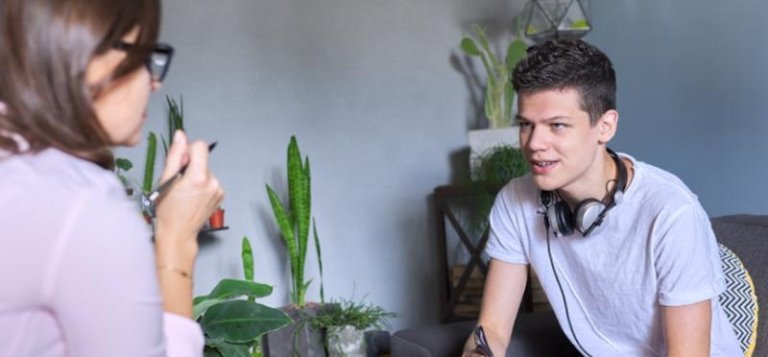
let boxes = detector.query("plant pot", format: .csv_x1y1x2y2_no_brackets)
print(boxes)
209,207,225,229
263,304,326,357
326,325,366,357
468,127,520,179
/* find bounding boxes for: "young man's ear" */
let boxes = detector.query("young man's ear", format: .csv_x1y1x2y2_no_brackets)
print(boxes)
597,109,619,143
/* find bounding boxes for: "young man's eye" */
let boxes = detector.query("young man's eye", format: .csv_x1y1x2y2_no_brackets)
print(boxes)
518,121,532,129
552,123,567,129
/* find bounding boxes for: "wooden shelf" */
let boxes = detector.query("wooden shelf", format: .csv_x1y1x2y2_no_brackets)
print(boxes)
201,226,229,233
433,185,535,323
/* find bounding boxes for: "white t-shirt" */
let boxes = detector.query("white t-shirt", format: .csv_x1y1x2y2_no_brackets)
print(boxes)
485,153,742,356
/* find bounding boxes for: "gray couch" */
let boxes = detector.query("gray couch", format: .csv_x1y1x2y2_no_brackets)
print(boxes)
392,215,768,356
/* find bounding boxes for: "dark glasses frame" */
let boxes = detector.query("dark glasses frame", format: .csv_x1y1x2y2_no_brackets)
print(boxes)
113,41,175,82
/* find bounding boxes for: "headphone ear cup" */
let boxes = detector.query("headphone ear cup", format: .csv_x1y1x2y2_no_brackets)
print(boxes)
548,200,575,236
574,198,606,236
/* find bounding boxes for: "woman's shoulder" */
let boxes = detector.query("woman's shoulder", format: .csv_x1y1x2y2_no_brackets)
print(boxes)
7,147,124,198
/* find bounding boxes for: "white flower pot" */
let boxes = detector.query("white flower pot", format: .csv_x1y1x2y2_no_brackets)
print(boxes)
326,325,366,357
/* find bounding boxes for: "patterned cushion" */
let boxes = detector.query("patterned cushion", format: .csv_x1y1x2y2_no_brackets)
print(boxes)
718,243,759,356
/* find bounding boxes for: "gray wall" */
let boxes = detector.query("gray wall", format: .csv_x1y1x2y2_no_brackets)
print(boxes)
115,0,768,331
589,0,768,216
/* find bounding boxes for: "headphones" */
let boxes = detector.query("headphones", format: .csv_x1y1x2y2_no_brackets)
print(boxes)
540,148,627,237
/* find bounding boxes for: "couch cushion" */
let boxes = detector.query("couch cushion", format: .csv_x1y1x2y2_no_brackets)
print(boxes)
711,215,768,357
718,243,759,356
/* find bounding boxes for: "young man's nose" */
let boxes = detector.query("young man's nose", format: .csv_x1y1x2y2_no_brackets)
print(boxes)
524,126,549,151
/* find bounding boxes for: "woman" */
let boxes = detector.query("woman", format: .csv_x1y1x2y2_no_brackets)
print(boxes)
0,0,223,356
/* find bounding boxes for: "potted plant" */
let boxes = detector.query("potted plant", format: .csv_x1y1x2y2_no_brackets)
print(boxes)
471,145,529,189
262,135,326,356
460,22,528,171
195,237,292,357
311,299,396,357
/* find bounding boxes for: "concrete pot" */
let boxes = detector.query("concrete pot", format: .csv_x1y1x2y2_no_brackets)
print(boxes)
263,305,326,357
326,325,366,357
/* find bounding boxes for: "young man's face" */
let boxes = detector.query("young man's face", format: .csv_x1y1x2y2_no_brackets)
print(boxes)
517,88,612,199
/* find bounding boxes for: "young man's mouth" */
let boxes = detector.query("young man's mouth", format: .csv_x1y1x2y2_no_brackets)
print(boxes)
531,160,557,174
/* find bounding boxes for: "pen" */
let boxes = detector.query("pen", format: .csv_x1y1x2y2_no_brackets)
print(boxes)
141,141,217,218
473,325,494,357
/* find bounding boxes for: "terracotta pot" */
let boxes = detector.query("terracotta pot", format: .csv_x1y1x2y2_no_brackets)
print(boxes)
209,207,225,228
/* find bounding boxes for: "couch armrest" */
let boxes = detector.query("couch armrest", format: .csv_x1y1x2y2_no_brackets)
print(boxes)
391,311,579,356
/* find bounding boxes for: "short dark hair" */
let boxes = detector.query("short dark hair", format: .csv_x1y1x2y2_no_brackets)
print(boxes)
0,0,161,169
512,39,616,125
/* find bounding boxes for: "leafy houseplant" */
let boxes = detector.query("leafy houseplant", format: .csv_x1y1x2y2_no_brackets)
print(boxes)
195,237,292,357
471,145,529,188
263,136,326,357
460,24,528,129
265,136,321,308
311,299,396,357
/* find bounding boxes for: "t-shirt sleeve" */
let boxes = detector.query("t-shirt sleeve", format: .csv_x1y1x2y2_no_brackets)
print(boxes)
47,191,203,357
484,185,529,265
654,203,725,306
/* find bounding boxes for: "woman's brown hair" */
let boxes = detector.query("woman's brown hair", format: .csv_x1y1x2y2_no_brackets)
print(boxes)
0,0,160,169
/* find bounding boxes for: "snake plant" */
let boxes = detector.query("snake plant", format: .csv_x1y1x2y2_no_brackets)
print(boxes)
266,136,315,308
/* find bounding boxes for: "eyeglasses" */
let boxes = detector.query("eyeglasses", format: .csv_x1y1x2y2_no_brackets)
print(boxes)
113,41,175,82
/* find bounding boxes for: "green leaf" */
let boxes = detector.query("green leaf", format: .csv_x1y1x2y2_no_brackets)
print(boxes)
193,279,274,318
200,279,273,301
206,338,251,357
313,219,324,304
505,39,527,71
201,300,292,343
242,237,254,282
460,37,482,56
115,158,133,171
484,83,495,126
266,184,299,301
161,135,169,158
203,346,223,357
142,132,157,193
504,84,515,124
194,298,226,320
166,95,185,139
472,25,500,70
286,136,311,307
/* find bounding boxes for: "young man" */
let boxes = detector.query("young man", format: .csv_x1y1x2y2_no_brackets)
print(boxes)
463,40,741,356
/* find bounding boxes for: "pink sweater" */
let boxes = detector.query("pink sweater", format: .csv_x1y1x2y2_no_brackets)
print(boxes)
0,145,203,356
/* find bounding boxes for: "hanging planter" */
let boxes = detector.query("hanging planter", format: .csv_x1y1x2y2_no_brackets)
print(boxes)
524,0,592,43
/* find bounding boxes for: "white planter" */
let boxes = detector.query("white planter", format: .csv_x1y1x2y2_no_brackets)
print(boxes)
468,127,520,175
326,325,366,357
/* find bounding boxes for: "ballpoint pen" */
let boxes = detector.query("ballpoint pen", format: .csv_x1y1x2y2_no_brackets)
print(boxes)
473,325,494,357
141,141,217,218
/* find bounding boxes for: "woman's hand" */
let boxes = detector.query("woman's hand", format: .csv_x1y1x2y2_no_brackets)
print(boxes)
152,130,224,317
155,130,224,249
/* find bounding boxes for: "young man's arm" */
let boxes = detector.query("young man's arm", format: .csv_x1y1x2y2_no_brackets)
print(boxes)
662,299,711,357
462,259,528,356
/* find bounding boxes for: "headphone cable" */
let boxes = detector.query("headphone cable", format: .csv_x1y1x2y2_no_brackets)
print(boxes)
546,229,593,357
